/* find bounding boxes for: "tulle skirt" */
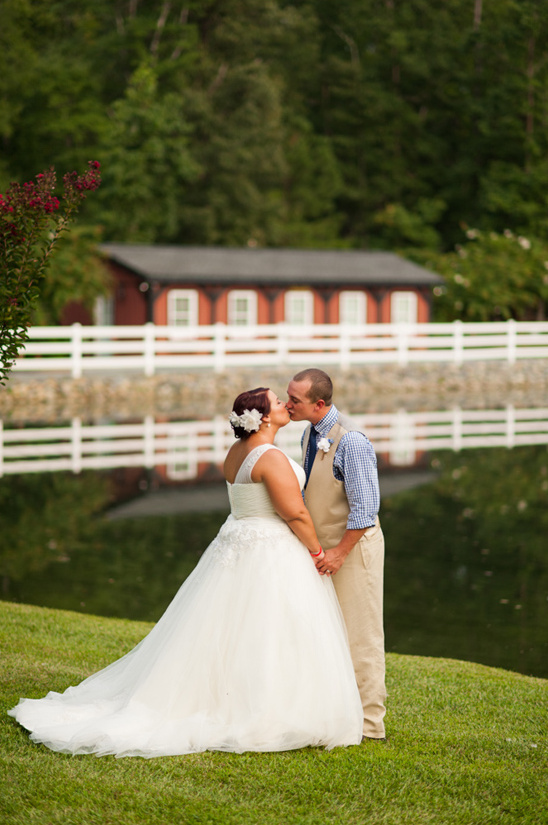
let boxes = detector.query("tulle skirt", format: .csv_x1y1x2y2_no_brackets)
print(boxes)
9,514,363,757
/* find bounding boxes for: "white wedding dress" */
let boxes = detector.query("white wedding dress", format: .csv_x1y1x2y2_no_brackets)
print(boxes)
9,445,362,757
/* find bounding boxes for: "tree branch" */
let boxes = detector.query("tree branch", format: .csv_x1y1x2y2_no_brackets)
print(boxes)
171,6,189,61
333,26,361,71
150,1,172,56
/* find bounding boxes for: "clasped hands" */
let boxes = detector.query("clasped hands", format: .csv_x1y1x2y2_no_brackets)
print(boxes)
314,546,344,577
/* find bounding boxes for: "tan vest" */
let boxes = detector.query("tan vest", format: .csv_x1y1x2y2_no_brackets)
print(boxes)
303,414,356,549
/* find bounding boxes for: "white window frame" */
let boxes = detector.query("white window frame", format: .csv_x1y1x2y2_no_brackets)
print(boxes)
94,295,114,326
390,291,418,324
339,291,367,325
167,289,199,327
227,290,258,326
284,290,314,325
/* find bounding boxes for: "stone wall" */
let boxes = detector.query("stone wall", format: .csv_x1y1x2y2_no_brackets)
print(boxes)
2,360,548,423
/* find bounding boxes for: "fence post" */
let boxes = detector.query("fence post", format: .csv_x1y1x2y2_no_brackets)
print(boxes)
452,406,462,451
507,318,517,364
275,322,289,365
453,320,463,365
71,323,82,378
213,414,228,462
339,325,350,370
506,403,515,448
71,417,82,473
397,325,409,366
213,323,226,372
144,415,155,467
144,322,156,376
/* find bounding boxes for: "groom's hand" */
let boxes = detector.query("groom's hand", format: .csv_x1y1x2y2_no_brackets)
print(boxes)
315,546,345,576
315,529,366,575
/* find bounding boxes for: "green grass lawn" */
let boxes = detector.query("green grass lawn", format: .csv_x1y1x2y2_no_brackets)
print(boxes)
1,600,546,825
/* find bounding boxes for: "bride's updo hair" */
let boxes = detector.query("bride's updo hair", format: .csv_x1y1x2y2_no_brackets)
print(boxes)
230,387,270,440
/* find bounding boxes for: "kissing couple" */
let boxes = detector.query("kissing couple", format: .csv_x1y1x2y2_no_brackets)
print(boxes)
9,369,386,756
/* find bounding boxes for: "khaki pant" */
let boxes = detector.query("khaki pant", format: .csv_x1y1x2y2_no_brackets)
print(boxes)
333,519,387,738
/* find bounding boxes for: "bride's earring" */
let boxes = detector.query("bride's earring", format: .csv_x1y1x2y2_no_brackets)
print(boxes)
266,422,271,428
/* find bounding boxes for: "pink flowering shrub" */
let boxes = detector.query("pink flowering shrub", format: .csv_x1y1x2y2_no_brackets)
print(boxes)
0,161,101,383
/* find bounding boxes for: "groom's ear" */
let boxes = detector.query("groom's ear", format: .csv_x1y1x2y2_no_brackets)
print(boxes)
315,399,326,412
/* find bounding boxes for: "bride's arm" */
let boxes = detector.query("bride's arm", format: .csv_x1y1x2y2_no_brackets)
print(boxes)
252,450,324,559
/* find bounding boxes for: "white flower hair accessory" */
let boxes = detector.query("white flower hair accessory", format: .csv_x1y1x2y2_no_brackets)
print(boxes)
317,437,333,453
229,408,263,433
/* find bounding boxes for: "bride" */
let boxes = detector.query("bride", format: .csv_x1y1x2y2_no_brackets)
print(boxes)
8,387,363,757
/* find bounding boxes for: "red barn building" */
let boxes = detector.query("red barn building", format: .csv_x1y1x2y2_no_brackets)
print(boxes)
94,244,443,327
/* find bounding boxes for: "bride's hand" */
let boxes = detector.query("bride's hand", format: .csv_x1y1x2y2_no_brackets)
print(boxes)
308,547,325,572
316,548,343,577
315,552,333,575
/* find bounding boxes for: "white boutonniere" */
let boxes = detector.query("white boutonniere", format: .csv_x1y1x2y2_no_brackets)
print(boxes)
317,437,333,453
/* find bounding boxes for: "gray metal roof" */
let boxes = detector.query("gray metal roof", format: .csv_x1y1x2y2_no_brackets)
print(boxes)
99,244,443,286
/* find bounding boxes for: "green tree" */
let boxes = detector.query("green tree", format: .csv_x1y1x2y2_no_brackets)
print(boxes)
308,0,548,249
311,0,474,246
91,62,200,243
178,62,287,245
470,1,548,239
31,226,111,325
274,124,346,248
0,2,110,183
4,0,548,258
423,227,548,321
0,0,39,183
167,0,325,246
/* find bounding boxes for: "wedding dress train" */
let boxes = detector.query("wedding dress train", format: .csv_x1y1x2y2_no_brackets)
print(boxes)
9,445,362,757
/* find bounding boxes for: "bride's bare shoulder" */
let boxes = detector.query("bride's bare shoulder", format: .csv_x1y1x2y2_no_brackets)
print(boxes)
251,446,291,481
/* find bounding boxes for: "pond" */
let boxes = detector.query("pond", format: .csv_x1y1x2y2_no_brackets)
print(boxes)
1,410,547,680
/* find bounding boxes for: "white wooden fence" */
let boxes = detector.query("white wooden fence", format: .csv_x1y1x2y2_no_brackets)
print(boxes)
9,320,548,377
2,406,547,477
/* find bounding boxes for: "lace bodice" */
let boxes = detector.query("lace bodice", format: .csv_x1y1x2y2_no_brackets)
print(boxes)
226,444,305,519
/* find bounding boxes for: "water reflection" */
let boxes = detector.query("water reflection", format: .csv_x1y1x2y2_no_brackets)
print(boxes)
2,406,548,478
0,440,546,679
381,446,548,678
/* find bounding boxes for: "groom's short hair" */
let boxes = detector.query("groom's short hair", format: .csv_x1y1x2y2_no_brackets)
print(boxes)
293,368,333,405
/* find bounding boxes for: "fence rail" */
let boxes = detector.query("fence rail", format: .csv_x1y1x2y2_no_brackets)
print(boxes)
9,320,548,376
2,406,547,477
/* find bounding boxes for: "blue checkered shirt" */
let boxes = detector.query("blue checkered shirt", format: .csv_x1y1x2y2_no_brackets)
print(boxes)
303,405,380,530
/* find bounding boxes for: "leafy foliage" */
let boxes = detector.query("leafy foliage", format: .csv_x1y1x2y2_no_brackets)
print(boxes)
0,162,102,382
90,63,200,243
3,2,548,320
420,228,548,321
31,225,111,325
2,0,547,253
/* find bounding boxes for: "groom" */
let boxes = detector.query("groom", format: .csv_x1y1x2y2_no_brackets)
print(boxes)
286,368,386,741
